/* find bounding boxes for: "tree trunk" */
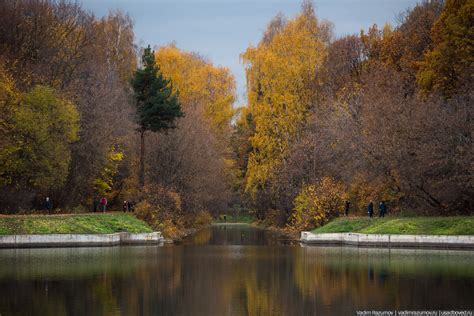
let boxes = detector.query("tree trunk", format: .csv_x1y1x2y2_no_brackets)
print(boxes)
139,129,145,189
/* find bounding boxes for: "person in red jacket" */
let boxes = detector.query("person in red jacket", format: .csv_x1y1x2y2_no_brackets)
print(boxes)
100,197,107,213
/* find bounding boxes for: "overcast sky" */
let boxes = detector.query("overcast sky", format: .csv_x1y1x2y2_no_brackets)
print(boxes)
80,0,420,104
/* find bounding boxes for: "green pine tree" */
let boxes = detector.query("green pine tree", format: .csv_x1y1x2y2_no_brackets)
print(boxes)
131,45,183,188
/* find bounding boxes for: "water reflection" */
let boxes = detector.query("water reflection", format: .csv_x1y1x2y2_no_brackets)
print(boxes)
181,224,289,246
0,225,473,315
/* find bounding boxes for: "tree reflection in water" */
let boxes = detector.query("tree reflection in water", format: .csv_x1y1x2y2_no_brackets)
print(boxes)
0,225,473,315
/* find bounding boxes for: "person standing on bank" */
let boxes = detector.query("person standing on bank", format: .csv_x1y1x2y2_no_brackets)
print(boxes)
100,197,107,213
344,201,350,216
379,201,387,218
128,200,134,212
368,201,374,218
45,197,52,215
123,201,128,212
93,197,99,213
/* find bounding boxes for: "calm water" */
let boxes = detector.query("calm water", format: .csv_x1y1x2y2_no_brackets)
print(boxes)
1,224,474,315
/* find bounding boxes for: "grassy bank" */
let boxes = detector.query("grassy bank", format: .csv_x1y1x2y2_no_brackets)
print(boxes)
0,213,153,235
311,217,474,235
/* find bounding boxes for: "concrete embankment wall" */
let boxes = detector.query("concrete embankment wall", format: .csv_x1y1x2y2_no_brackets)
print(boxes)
300,232,474,249
0,232,163,248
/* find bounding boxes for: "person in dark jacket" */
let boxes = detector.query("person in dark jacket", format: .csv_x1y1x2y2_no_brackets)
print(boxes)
379,201,387,218
367,201,374,218
128,201,134,212
344,201,350,216
122,201,128,213
93,197,99,213
45,197,52,215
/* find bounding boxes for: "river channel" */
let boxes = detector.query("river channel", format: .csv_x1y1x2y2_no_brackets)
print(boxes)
0,224,473,315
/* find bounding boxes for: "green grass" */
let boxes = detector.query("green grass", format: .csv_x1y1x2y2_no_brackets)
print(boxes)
213,213,256,224
311,216,474,235
0,213,153,235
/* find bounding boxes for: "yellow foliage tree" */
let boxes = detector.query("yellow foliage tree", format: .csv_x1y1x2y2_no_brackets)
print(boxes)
241,3,330,193
155,45,236,138
93,146,124,197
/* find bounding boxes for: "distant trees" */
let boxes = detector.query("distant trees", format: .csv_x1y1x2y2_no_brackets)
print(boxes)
0,0,234,222
0,0,136,210
236,0,473,227
418,0,474,96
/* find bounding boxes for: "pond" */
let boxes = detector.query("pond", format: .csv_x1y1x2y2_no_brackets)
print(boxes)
1,224,473,315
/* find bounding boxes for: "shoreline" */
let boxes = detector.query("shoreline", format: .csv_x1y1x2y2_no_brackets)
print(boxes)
0,232,163,248
300,231,474,250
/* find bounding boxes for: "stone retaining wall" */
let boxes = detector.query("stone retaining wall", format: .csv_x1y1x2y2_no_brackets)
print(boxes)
0,232,163,248
300,232,474,249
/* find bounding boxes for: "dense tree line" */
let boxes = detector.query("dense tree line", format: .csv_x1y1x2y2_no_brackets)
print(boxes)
0,0,472,232
236,0,473,229
0,1,137,210
0,0,236,225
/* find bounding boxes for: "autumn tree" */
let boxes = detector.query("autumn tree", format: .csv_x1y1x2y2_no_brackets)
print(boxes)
360,0,444,94
394,0,443,85
240,1,332,219
417,0,474,96
241,1,331,198
131,46,183,189
288,177,348,231
155,44,236,140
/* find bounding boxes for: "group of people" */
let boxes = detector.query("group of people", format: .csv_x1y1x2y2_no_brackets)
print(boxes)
44,195,387,217
343,200,388,218
92,197,135,213
367,200,387,218
122,200,135,213
43,196,135,214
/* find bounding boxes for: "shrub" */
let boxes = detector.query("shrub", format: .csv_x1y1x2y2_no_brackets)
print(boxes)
134,185,183,237
134,185,212,239
288,177,348,232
